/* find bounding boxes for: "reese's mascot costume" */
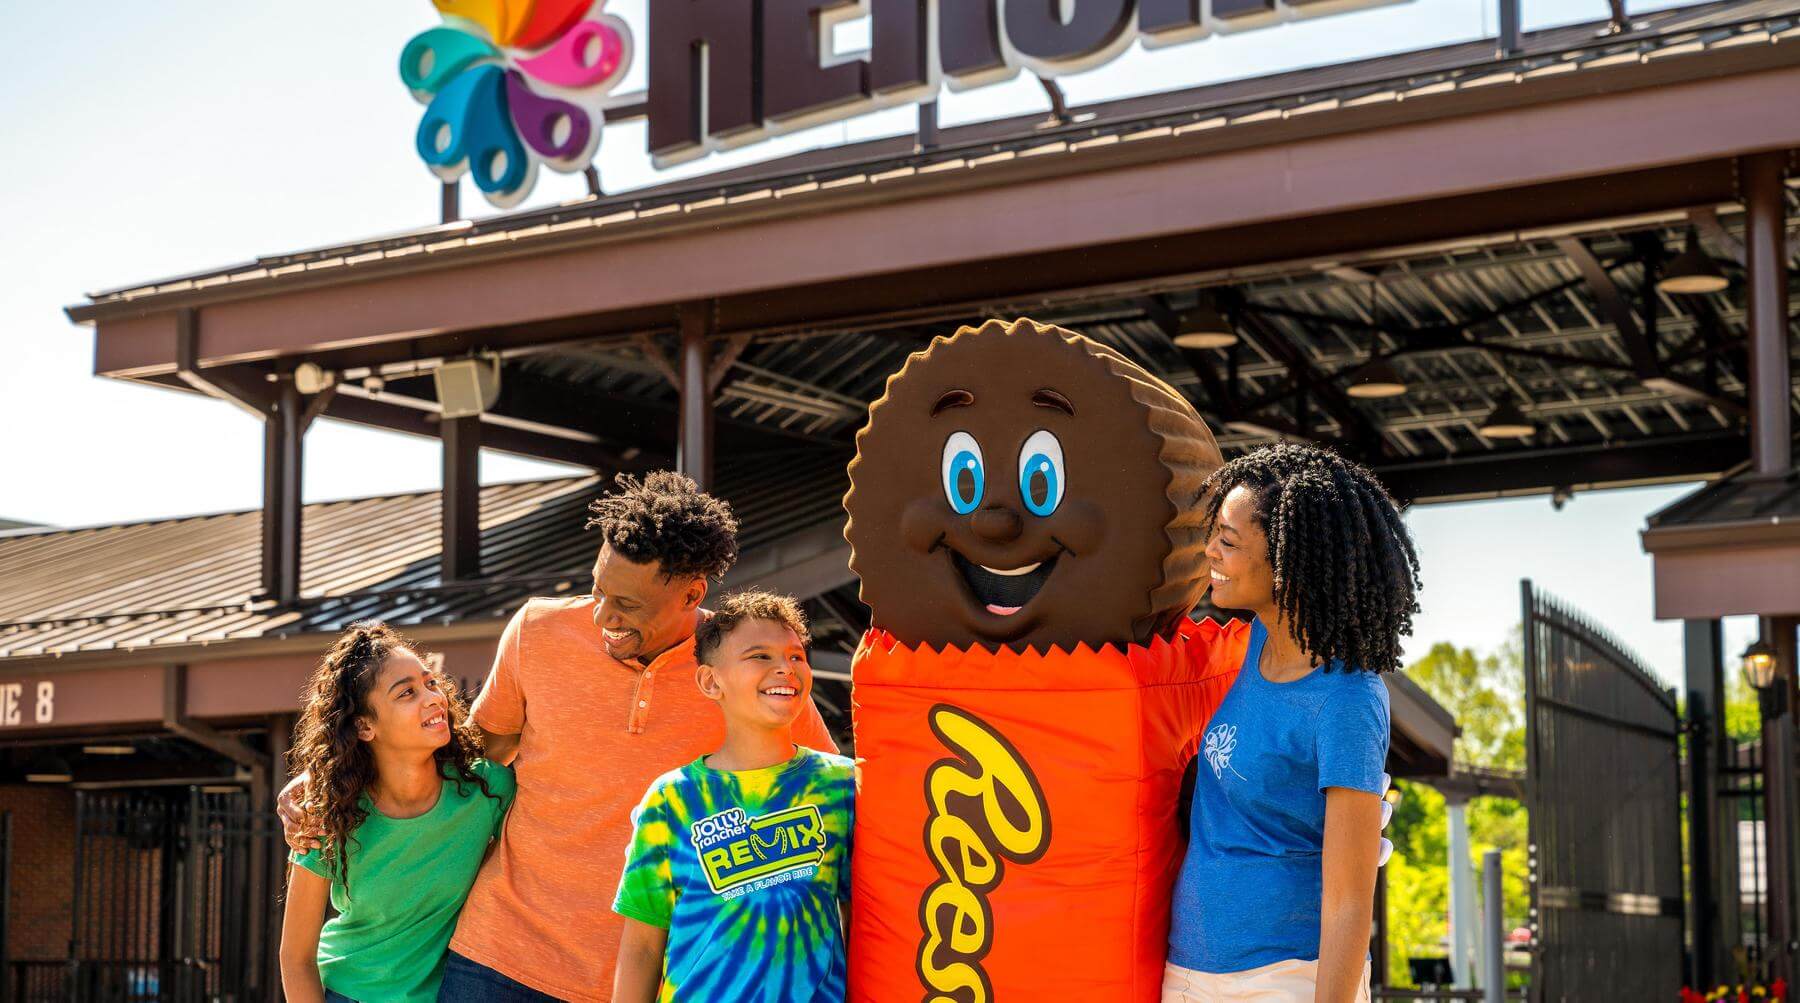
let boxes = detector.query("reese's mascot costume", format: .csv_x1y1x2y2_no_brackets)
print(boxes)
843,318,1251,1002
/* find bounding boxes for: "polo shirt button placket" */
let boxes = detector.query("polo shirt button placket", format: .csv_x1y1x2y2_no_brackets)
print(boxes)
628,667,656,734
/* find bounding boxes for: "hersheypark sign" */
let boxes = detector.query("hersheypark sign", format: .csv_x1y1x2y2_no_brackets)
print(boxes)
402,0,1403,208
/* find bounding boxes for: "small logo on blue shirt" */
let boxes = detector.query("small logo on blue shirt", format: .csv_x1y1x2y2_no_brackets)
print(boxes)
1203,723,1247,781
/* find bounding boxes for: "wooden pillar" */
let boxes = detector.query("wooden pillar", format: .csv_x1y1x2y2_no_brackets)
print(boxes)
678,304,715,491
1685,618,1726,988
1743,152,1791,477
441,415,481,581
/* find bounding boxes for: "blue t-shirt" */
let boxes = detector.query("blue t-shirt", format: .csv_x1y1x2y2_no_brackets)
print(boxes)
1168,618,1391,974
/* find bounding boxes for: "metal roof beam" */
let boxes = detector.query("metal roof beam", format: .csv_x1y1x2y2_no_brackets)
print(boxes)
324,385,647,471
163,663,263,770
1378,432,1748,505
1144,296,1235,420
175,310,273,421
1553,237,1659,378
1237,310,1385,458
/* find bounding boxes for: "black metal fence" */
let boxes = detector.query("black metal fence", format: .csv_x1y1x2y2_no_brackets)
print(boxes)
10,788,281,1003
1522,580,1684,1002
1721,738,1770,976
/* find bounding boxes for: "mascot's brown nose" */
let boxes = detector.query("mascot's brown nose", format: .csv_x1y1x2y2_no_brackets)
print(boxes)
971,505,1023,543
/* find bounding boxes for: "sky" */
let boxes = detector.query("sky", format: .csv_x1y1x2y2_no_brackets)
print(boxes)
0,0,1750,686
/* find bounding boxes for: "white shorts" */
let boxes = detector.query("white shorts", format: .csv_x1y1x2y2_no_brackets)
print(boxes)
1161,958,1373,1002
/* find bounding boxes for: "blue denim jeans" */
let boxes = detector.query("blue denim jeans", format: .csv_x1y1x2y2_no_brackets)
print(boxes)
436,951,565,1002
324,992,358,1003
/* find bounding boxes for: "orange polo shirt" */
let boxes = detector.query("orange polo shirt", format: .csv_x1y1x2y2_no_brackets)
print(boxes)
449,596,839,1001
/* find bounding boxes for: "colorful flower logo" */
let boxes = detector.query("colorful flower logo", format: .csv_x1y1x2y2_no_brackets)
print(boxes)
400,1,632,209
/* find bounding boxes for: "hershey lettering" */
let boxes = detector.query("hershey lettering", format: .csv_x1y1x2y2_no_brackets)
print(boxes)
646,0,1403,165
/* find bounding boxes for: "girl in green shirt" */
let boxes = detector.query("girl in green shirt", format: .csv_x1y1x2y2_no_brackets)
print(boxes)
279,622,514,1003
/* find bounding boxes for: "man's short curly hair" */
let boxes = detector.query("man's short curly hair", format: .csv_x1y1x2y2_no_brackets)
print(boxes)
1200,443,1421,673
693,591,811,666
586,471,739,581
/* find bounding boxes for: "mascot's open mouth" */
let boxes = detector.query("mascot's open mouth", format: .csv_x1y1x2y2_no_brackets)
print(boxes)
950,550,1060,617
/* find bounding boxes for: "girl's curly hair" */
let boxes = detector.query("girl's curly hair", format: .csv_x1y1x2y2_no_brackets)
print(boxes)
287,622,498,892
1200,443,1421,673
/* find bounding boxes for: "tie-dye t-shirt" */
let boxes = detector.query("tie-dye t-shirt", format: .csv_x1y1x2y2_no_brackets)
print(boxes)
613,747,855,1003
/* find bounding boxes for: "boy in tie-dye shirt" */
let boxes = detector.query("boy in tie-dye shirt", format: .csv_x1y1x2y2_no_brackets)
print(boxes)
612,592,854,1003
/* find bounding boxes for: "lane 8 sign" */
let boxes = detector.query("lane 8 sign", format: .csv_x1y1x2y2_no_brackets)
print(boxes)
0,681,53,727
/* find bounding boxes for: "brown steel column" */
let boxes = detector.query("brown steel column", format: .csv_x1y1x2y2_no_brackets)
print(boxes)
441,415,481,581
1777,618,1800,994
1746,151,1796,995
1764,615,1799,992
1686,618,1726,987
1743,153,1791,476
272,380,304,604
1370,864,1388,990
677,305,715,490
266,714,294,1003
260,414,284,598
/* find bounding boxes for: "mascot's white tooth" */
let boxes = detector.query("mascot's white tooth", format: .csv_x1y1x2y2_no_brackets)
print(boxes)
981,562,1042,577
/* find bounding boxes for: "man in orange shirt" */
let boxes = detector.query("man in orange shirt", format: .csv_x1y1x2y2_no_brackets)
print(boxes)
282,472,837,1001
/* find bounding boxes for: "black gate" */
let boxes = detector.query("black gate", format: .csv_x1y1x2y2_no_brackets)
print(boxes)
50,788,281,1003
1522,580,1684,1001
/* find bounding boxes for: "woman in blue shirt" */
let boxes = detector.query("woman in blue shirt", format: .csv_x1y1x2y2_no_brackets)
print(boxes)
1166,444,1420,1002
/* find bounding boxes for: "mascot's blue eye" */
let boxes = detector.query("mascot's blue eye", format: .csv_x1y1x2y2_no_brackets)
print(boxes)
1018,429,1066,517
941,431,985,515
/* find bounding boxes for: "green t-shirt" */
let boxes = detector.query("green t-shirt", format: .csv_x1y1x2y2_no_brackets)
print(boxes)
291,758,514,1003
613,747,855,1003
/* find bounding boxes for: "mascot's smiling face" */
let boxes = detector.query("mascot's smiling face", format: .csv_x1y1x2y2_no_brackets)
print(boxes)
845,318,1224,652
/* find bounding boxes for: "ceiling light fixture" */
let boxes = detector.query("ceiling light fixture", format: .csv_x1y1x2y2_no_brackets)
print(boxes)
1478,399,1536,439
25,753,73,784
1172,297,1239,350
1346,358,1408,399
1657,227,1729,295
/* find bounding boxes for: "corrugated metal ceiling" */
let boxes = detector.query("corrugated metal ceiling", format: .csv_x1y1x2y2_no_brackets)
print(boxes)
0,449,852,661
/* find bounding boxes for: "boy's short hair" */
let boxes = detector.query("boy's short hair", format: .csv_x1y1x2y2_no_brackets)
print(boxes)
694,591,811,665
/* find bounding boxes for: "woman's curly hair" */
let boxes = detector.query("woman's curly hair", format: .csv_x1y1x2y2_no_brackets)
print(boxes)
586,470,739,581
1200,444,1421,673
287,622,499,892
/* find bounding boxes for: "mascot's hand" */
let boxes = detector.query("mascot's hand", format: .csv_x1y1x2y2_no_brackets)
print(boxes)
1378,772,1397,868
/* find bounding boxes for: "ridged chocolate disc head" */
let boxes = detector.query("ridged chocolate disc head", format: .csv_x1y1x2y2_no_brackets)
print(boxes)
843,318,1224,652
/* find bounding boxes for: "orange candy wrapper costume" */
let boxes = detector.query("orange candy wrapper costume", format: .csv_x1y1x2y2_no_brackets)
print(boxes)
842,318,1237,1000
848,617,1250,1003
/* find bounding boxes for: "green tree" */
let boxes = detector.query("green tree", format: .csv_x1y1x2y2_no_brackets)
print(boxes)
1384,640,1529,986
1405,640,1525,770
1724,670,1761,743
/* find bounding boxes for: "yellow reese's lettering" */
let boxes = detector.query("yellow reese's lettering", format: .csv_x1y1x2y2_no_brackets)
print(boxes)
915,705,1051,1003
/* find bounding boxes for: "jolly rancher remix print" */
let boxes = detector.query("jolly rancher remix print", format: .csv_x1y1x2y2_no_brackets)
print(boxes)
614,750,856,1003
